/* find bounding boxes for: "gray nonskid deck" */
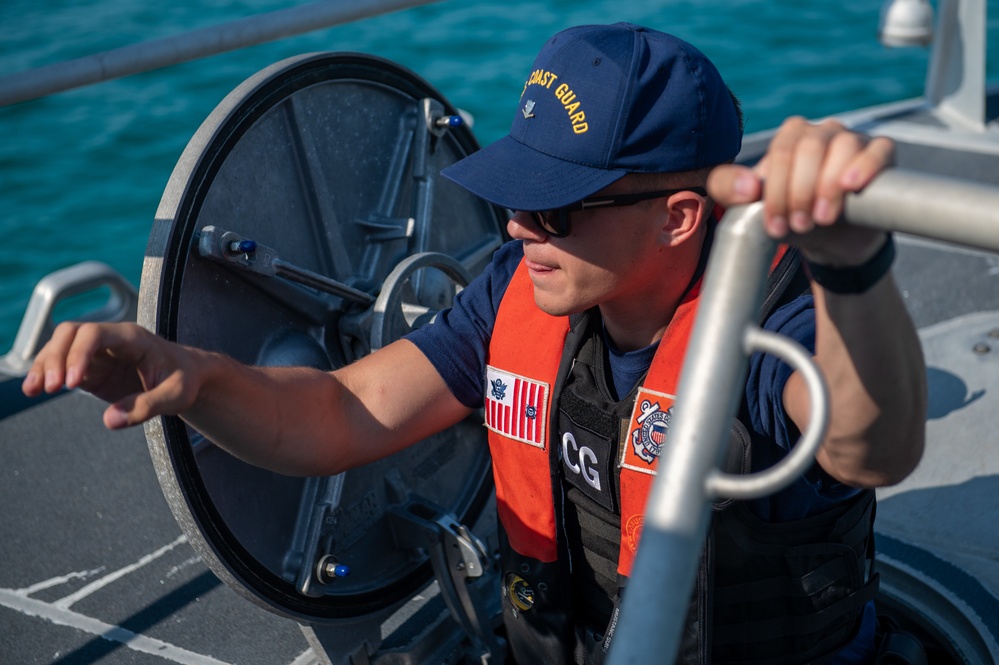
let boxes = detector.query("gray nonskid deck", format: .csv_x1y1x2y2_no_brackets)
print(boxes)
0,390,317,665
875,236,999,657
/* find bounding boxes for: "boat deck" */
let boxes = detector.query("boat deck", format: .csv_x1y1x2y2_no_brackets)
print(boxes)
0,391,317,665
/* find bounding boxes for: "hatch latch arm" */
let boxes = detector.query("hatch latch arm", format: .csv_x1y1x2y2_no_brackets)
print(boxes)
388,496,506,665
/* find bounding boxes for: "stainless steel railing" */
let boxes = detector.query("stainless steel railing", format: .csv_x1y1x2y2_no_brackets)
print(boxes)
608,168,999,664
0,0,441,107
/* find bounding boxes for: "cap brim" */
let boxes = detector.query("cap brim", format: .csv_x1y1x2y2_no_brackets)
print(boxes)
441,135,626,212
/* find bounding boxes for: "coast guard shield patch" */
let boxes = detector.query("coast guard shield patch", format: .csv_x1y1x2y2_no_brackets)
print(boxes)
485,366,548,448
621,387,676,475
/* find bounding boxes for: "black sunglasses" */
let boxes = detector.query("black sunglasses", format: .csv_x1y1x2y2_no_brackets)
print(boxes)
525,187,708,238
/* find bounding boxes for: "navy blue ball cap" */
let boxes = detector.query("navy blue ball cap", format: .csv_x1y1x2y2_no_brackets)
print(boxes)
441,23,742,212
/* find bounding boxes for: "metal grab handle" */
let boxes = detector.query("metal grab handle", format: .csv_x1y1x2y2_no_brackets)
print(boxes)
0,261,138,375
704,326,829,499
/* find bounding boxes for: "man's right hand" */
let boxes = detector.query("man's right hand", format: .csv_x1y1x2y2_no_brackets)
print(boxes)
21,321,204,430
21,322,472,477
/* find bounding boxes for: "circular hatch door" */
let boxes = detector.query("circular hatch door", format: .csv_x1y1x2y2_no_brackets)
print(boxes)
140,52,505,623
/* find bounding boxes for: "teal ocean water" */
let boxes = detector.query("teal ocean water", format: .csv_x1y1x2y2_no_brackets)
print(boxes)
1,0,997,352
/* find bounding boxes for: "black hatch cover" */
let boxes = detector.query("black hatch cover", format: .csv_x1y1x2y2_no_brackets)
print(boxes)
139,52,505,626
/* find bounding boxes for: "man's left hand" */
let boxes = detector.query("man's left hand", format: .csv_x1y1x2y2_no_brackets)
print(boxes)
707,117,895,267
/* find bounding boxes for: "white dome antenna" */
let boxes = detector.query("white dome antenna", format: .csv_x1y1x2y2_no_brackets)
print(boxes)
879,0,935,47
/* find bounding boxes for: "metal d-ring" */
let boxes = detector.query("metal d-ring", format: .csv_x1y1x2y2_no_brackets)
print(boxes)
704,325,830,500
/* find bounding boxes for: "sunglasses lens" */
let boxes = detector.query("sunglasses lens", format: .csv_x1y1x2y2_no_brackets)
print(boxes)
554,210,570,237
529,211,552,235
543,209,569,237
527,209,570,237
542,212,558,236
531,212,548,233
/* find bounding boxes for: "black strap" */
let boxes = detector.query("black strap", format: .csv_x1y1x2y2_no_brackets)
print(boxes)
805,234,896,295
759,245,810,324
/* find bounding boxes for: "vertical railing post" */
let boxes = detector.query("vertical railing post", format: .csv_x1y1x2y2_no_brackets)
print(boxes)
607,202,776,664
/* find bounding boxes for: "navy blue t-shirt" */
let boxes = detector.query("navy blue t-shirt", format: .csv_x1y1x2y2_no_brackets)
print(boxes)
405,239,874,662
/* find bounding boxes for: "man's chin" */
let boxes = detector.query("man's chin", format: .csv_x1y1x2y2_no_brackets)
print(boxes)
532,293,586,318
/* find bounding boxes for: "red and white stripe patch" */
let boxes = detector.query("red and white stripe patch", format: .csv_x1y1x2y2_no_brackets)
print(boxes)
484,366,548,448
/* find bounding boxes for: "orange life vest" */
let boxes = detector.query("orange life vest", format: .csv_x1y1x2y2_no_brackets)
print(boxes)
484,257,705,576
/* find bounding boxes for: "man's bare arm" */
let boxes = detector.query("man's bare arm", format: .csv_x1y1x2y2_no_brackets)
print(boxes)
785,270,926,486
22,322,472,476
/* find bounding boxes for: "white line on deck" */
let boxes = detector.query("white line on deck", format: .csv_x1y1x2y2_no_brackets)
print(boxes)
289,648,320,665
53,534,188,609
19,566,107,595
5,535,315,665
165,555,203,579
0,587,232,665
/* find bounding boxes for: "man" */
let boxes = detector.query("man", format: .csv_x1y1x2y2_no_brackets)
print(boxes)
23,23,925,665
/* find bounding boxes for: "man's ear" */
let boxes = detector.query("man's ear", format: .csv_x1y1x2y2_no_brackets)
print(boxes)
663,191,709,246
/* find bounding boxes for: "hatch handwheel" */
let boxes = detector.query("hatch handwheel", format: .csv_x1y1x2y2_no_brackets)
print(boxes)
371,251,472,351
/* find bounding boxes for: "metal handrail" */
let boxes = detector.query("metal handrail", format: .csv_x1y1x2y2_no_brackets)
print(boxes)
0,0,441,107
0,261,138,376
607,168,999,664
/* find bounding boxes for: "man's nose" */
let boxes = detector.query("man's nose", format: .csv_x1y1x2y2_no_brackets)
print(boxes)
507,210,548,241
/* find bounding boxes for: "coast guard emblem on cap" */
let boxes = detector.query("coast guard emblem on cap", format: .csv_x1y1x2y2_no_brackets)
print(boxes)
621,388,676,475
522,99,536,119
485,366,548,448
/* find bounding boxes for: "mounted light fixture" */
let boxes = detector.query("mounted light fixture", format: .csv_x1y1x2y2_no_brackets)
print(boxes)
879,0,935,47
